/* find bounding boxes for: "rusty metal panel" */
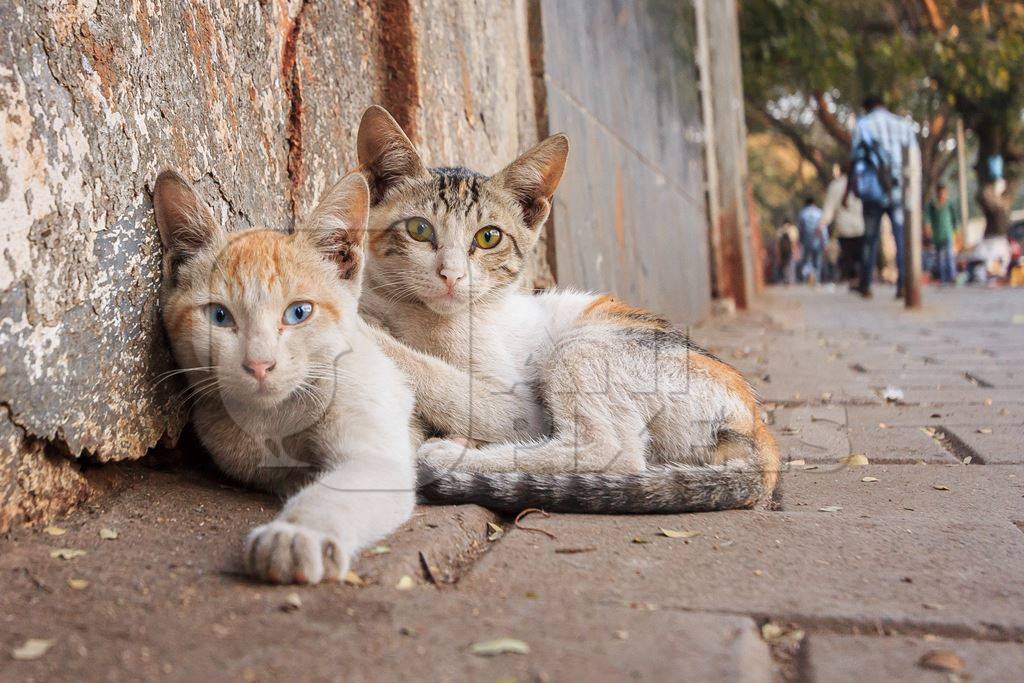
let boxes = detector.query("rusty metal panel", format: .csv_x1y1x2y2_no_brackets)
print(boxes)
537,0,711,324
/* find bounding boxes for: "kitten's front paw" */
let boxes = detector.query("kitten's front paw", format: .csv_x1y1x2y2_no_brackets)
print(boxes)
417,438,475,470
244,521,347,585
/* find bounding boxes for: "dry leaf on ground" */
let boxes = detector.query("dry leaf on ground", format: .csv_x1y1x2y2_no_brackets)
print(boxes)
843,453,869,467
976,428,992,434
367,545,390,555
50,549,86,560
933,485,950,491
659,528,702,539
67,578,89,590
99,528,119,540
11,638,54,661
470,638,530,656
395,575,415,590
861,476,879,482
818,506,842,513
343,571,364,587
43,525,66,536
918,649,965,673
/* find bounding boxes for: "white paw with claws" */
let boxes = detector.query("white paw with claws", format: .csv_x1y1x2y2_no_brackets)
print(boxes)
245,520,347,585
417,437,477,470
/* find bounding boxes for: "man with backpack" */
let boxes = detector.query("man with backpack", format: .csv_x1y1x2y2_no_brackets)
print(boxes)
850,95,920,299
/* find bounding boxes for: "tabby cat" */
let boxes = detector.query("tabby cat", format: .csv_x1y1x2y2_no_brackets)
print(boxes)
155,170,415,584
356,106,780,513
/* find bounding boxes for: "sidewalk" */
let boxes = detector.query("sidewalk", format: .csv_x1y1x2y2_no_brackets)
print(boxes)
2,286,1022,681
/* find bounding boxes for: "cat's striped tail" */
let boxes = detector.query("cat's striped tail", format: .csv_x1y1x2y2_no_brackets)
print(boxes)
416,458,776,514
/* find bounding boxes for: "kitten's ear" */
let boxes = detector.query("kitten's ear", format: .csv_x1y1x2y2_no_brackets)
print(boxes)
153,170,221,274
306,172,370,281
356,105,428,204
492,134,569,229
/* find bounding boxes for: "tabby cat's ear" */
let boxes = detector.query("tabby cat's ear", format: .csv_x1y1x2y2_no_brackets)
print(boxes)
356,105,428,204
153,170,222,276
305,172,370,282
492,134,569,229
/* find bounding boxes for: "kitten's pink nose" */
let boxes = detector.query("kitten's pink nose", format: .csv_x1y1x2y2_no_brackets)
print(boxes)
437,266,465,290
242,359,276,381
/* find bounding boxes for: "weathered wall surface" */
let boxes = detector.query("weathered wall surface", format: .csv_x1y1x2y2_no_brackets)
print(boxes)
0,0,543,530
536,0,711,324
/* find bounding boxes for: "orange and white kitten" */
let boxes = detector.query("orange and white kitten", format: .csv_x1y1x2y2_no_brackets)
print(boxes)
154,170,415,584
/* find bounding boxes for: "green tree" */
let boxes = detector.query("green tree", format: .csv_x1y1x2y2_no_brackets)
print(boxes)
920,1,1024,234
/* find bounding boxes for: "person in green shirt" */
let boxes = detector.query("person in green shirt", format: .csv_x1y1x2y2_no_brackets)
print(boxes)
926,182,960,283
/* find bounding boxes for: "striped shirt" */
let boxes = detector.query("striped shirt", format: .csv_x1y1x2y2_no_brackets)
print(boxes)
851,108,918,178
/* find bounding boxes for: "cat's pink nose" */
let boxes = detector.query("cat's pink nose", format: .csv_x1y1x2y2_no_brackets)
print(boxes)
243,359,276,381
437,266,465,289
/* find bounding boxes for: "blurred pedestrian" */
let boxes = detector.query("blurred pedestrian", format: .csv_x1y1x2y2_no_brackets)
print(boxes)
797,197,823,283
776,222,797,284
850,95,920,299
818,169,864,283
925,182,960,284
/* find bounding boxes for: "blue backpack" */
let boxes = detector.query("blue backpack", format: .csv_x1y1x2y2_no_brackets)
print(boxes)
852,125,897,207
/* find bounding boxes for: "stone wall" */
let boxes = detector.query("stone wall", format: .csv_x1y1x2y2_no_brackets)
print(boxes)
0,0,542,531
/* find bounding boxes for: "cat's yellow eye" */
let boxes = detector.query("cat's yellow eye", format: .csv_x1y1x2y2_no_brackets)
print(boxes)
405,217,434,242
473,226,503,250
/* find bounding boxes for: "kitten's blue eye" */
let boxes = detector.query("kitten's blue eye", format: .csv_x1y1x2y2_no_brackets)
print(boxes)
207,304,234,327
283,302,314,326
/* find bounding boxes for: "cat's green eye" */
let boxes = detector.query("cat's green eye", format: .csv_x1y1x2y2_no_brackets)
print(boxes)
405,217,434,243
473,226,503,250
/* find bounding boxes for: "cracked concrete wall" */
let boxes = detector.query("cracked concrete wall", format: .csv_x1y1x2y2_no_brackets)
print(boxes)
1,0,546,531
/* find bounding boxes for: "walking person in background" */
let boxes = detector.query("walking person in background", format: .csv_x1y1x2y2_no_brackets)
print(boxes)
797,197,824,283
850,95,920,299
818,168,864,283
776,221,798,284
926,182,960,284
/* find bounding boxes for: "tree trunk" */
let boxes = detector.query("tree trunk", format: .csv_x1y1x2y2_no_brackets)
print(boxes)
977,177,1017,237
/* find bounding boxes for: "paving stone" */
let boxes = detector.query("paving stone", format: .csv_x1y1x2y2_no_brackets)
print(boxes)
804,634,1024,683
463,512,1024,636
781,465,1024,520
847,426,958,464
893,388,1024,405
941,425,1024,465
845,404,1024,429
770,406,849,464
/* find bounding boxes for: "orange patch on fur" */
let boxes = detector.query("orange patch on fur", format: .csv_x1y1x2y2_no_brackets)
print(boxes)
580,295,671,332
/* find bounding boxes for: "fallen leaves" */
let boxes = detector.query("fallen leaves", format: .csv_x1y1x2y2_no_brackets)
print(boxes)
11,638,54,661
861,476,879,483
843,453,869,467
658,528,702,539
932,485,951,491
470,638,530,657
818,506,842,513
553,546,596,554
367,545,390,555
918,649,964,673
486,522,504,542
760,622,805,646
67,578,89,590
43,525,66,536
99,528,119,540
49,549,86,560
631,537,650,544
976,428,992,434
343,571,365,587
395,575,415,590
